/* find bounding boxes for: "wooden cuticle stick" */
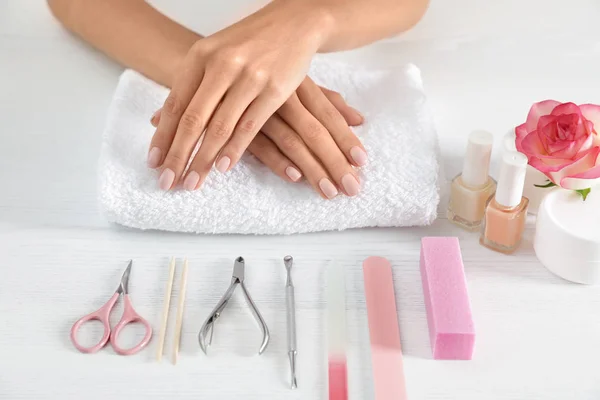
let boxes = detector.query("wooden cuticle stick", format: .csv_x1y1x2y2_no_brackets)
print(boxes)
156,257,176,362
172,258,189,365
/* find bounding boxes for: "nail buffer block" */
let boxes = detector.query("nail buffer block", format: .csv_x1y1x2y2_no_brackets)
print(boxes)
363,256,408,400
420,237,475,360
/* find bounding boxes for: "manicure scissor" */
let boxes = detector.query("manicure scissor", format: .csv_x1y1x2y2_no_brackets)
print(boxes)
70,260,153,355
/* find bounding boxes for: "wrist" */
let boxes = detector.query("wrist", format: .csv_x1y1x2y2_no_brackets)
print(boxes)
268,0,336,52
165,33,203,87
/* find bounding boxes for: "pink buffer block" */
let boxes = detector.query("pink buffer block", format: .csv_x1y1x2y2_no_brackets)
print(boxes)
420,237,475,360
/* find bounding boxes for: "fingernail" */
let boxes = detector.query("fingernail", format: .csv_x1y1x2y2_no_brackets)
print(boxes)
150,110,160,126
319,178,338,199
158,168,175,191
285,166,302,182
147,147,162,168
215,156,231,173
350,146,368,166
353,108,365,122
183,171,200,191
341,173,361,196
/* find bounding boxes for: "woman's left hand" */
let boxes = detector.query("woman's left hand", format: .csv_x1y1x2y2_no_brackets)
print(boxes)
147,2,334,191
150,82,365,197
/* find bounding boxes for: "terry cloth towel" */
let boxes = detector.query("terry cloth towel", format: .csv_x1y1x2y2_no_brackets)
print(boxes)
99,58,441,235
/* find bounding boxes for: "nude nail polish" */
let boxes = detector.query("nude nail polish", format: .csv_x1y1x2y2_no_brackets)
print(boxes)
150,110,160,126
341,174,360,196
183,171,200,191
319,178,338,199
147,147,162,168
285,167,302,182
447,130,497,231
350,147,368,166
480,152,529,254
158,168,175,191
216,157,231,173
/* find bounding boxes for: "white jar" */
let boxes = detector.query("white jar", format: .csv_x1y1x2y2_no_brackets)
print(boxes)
534,188,600,284
504,131,556,215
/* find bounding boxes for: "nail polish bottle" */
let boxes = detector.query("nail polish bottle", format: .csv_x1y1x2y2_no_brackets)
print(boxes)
447,130,497,231
480,151,529,254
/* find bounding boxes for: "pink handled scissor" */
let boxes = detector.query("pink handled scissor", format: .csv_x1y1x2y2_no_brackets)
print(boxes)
70,260,153,355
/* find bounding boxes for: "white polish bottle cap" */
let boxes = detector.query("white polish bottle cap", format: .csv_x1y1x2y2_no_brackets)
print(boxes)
462,130,494,187
495,151,528,208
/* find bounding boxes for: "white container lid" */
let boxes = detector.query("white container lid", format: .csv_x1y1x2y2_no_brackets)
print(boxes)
495,151,528,208
535,189,600,284
462,130,493,187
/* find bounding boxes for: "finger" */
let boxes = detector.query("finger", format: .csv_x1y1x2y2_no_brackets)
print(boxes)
247,132,303,183
262,115,339,200
217,90,285,173
298,82,368,168
147,55,205,171
278,94,361,197
320,86,364,127
182,72,264,191
161,67,234,190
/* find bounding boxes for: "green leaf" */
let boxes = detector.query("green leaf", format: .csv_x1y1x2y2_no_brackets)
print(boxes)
576,188,591,201
534,180,557,189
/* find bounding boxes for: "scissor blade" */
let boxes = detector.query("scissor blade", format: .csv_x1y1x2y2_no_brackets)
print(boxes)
118,260,133,293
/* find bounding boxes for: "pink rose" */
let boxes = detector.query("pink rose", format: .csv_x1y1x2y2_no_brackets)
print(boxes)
515,100,600,190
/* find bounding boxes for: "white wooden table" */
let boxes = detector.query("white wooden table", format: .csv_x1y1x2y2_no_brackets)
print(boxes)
2,1,600,399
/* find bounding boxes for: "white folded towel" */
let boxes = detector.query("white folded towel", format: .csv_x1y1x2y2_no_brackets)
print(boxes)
99,57,441,235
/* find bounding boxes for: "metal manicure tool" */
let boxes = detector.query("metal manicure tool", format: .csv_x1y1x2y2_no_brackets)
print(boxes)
284,256,298,389
198,256,270,355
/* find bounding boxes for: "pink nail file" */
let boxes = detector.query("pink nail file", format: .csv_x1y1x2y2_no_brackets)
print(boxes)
363,256,408,400
420,237,475,360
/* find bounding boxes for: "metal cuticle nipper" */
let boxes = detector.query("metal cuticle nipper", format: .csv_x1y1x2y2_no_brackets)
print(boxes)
198,256,270,355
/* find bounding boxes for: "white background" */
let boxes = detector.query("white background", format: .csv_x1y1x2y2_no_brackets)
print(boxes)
2,1,600,399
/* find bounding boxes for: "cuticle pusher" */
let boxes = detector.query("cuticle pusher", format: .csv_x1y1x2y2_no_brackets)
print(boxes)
284,255,298,389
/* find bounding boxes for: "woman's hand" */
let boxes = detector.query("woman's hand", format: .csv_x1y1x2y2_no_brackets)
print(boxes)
147,3,346,193
151,81,367,198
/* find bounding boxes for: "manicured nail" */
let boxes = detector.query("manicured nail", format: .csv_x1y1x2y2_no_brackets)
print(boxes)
285,166,302,182
158,168,175,191
353,108,365,122
215,156,231,173
341,173,360,196
150,110,160,126
350,146,368,166
319,178,338,199
147,147,162,168
183,171,200,191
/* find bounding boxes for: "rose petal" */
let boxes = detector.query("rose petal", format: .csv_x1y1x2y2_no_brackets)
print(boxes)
530,147,595,169
576,133,594,153
515,124,528,153
551,102,582,117
536,115,557,153
580,104,600,131
561,150,600,189
541,147,600,188
548,134,593,159
515,124,528,138
526,100,561,133
520,130,546,157
579,120,594,139
547,140,573,156
561,166,600,190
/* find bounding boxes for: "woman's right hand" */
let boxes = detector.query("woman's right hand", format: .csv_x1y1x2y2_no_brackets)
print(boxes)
151,79,366,199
